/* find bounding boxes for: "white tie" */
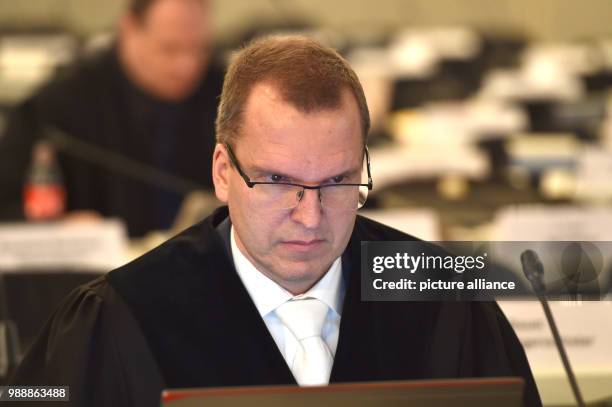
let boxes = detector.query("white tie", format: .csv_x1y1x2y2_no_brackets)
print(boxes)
275,297,333,386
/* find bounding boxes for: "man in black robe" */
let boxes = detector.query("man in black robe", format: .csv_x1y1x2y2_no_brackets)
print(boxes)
0,0,222,236
9,36,542,407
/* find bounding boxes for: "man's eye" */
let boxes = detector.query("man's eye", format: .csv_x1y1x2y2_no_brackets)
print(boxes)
268,174,285,182
331,175,345,183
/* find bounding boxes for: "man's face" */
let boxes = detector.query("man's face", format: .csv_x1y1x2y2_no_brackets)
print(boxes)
121,0,213,101
213,83,364,294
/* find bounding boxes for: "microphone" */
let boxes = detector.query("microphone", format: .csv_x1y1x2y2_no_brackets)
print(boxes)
520,250,545,294
520,250,586,407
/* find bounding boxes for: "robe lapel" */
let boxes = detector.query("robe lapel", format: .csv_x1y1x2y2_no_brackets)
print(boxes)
204,253,296,386
329,220,440,383
109,207,295,388
330,232,385,382
210,214,296,385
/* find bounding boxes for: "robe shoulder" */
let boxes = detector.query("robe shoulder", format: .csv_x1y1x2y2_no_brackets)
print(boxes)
485,302,542,407
431,301,542,407
8,275,164,407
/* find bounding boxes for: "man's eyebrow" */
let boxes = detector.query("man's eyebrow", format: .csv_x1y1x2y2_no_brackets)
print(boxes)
332,167,361,179
248,165,293,178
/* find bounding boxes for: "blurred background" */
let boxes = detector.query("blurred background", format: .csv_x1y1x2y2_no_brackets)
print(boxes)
0,0,612,405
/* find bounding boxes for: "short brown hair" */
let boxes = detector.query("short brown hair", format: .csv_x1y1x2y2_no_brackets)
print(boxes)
215,35,370,146
128,0,206,21
128,0,156,19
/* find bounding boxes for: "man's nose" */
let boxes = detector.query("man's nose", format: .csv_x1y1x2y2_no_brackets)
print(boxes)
290,188,322,229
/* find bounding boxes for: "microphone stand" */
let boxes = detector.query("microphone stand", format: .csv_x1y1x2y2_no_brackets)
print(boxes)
521,250,586,407
44,127,206,195
537,298,585,407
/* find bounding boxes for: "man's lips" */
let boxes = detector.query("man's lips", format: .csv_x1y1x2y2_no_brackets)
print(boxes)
281,239,325,251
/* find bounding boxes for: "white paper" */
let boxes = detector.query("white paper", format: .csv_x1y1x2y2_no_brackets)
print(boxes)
0,220,129,271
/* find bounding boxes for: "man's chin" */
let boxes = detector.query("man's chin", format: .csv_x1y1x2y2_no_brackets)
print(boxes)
277,258,330,279
156,89,191,102
151,82,199,102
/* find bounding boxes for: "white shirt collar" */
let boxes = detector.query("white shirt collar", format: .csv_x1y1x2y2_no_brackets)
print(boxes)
230,225,344,318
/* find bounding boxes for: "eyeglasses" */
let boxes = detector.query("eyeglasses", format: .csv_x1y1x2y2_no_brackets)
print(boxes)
225,144,373,211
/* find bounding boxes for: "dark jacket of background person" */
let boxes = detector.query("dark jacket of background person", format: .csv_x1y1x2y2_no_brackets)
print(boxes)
9,207,542,407
0,44,223,236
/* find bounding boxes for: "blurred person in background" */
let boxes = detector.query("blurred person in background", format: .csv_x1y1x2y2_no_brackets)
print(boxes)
0,0,222,237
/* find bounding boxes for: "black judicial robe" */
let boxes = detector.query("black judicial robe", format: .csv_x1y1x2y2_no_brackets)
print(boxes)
0,45,223,236
10,207,542,407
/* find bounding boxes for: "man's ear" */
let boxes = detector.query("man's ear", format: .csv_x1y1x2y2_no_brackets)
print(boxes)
212,143,230,203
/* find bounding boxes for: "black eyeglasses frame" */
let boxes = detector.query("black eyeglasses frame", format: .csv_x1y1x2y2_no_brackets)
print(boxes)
224,144,373,194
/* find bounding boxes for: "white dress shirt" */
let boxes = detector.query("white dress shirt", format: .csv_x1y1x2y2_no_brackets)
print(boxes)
230,226,345,373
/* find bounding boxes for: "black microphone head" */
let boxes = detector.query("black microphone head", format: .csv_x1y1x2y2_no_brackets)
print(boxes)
521,249,545,293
